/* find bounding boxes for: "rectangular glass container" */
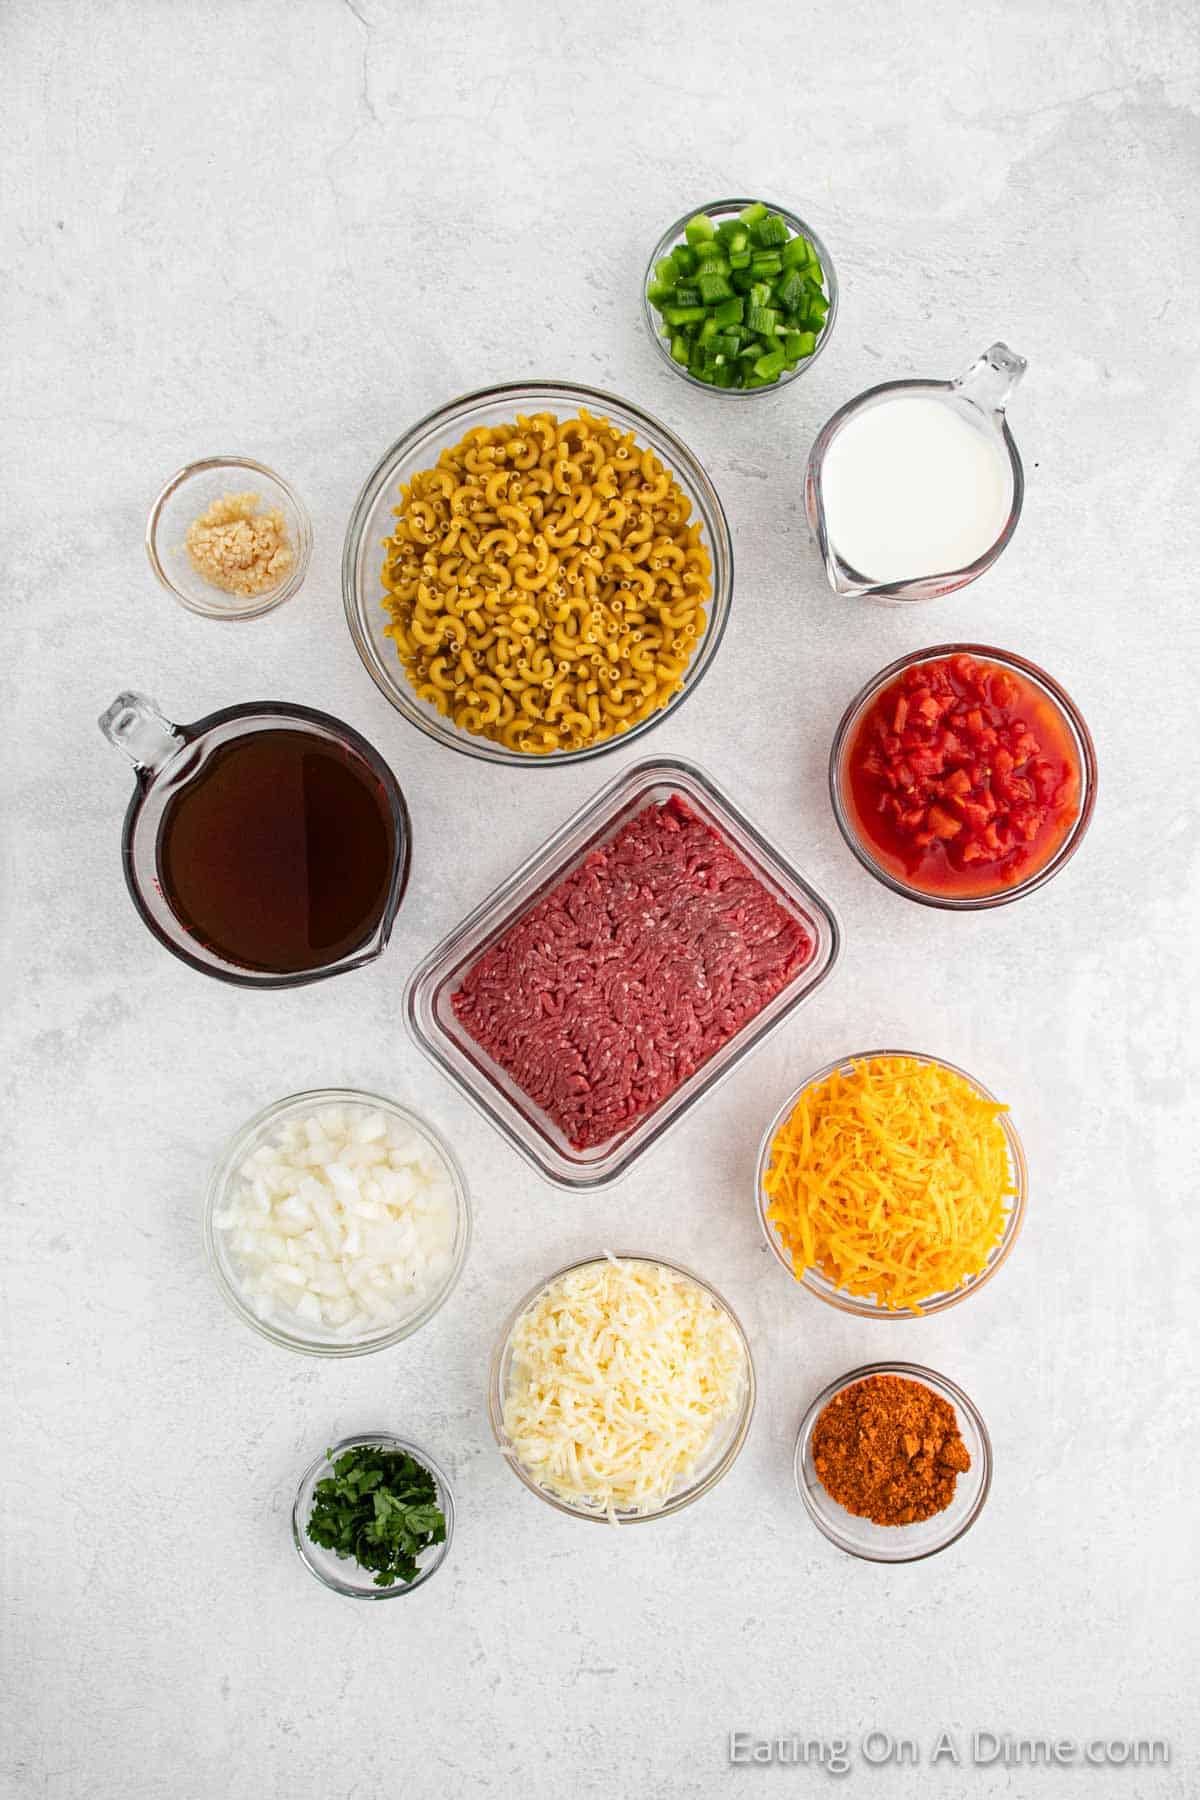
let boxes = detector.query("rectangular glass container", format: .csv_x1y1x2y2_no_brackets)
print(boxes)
404,756,842,1189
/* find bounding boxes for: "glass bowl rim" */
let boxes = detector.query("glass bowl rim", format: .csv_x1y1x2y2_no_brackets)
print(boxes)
642,196,839,398
793,1360,993,1561
828,642,1098,908
488,1251,756,1523
203,1087,471,1357
341,379,733,767
756,1049,1028,1318
292,1431,455,1597
145,455,313,620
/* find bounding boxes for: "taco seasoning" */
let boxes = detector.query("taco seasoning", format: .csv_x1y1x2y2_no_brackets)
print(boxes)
811,1373,970,1525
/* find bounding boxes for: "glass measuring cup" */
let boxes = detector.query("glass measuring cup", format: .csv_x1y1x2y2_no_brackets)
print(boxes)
99,692,412,987
805,342,1027,602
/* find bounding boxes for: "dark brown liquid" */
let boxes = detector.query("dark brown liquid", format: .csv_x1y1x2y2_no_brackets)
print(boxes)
157,729,396,973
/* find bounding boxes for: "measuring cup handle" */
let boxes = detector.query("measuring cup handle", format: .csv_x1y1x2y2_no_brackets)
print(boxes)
953,342,1027,415
98,691,185,774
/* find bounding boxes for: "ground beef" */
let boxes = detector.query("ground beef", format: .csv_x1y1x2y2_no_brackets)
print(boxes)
452,795,814,1150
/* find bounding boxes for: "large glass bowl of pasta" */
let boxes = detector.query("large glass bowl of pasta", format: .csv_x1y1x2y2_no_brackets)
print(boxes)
342,381,733,765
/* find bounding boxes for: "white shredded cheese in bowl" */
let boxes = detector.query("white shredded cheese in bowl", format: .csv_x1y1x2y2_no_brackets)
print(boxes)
499,1256,750,1521
209,1097,463,1348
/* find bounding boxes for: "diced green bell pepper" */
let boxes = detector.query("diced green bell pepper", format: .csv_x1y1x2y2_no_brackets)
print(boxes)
745,305,780,335
754,211,789,248
697,272,733,303
775,271,808,313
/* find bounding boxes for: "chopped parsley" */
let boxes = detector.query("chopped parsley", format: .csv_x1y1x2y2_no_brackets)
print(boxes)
306,1444,446,1588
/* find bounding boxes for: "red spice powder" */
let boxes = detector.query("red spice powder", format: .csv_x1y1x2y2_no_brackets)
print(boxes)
812,1374,971,1525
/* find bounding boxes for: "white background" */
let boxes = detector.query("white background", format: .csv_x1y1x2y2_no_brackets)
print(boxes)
4,2,1198,1797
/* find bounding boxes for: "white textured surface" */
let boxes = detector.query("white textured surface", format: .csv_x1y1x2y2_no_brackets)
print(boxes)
4,2,1199,1797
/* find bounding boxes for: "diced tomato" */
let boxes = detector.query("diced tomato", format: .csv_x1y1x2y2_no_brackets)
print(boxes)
926,804,962,839
845,653,1083,898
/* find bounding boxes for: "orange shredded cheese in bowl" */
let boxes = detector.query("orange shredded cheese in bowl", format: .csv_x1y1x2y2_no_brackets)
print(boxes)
758,1052,1024,1316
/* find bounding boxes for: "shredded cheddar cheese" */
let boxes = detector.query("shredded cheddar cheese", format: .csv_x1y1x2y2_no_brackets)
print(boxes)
763,1055,1015,1314
502,1256,747,1520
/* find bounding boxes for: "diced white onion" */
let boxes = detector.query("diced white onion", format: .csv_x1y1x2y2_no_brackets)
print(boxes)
216,1105,457,1337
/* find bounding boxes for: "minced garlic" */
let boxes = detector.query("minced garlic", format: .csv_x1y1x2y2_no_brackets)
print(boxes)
185,491,294,598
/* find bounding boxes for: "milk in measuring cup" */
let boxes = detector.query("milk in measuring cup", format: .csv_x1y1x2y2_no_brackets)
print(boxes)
819,395,1013,584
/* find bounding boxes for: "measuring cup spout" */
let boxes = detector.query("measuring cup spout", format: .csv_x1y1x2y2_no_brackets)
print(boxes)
99,692,185,775
954,342,1027,415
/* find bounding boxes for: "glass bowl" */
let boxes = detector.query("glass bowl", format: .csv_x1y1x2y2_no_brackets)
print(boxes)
795,1362,992,1561
642,198,839,397
146,456,312,619
488,1253,756,1523
204,1089,470,1356
292,1433,455,1597
829,643,1098,910
406,755,841,1191
341,381,733,766
756,1050,1027,1318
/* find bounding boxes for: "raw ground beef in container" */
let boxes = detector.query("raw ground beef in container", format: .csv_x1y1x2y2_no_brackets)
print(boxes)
451,795,813,1149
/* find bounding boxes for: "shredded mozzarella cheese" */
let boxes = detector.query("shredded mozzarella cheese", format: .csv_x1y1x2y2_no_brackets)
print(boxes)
502,1256,747,1520
213,1104,457,1337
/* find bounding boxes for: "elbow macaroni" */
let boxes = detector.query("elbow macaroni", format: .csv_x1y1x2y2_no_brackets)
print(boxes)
379,410,711,754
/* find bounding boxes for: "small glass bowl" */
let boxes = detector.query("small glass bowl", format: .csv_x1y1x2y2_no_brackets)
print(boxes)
489,1253,756,1523
293,1433,455,1597
342,381,732,766
795,1363,992,1561
146,456,312,619
829,643,1098,910
642,198,839,397
204,1089,470,1357
757,1050,1027,1318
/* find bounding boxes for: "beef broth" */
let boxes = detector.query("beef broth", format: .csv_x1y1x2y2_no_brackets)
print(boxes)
156,728,395,974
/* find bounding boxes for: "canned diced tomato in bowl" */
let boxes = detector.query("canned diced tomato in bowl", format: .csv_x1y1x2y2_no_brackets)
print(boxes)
829,644,1097,910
